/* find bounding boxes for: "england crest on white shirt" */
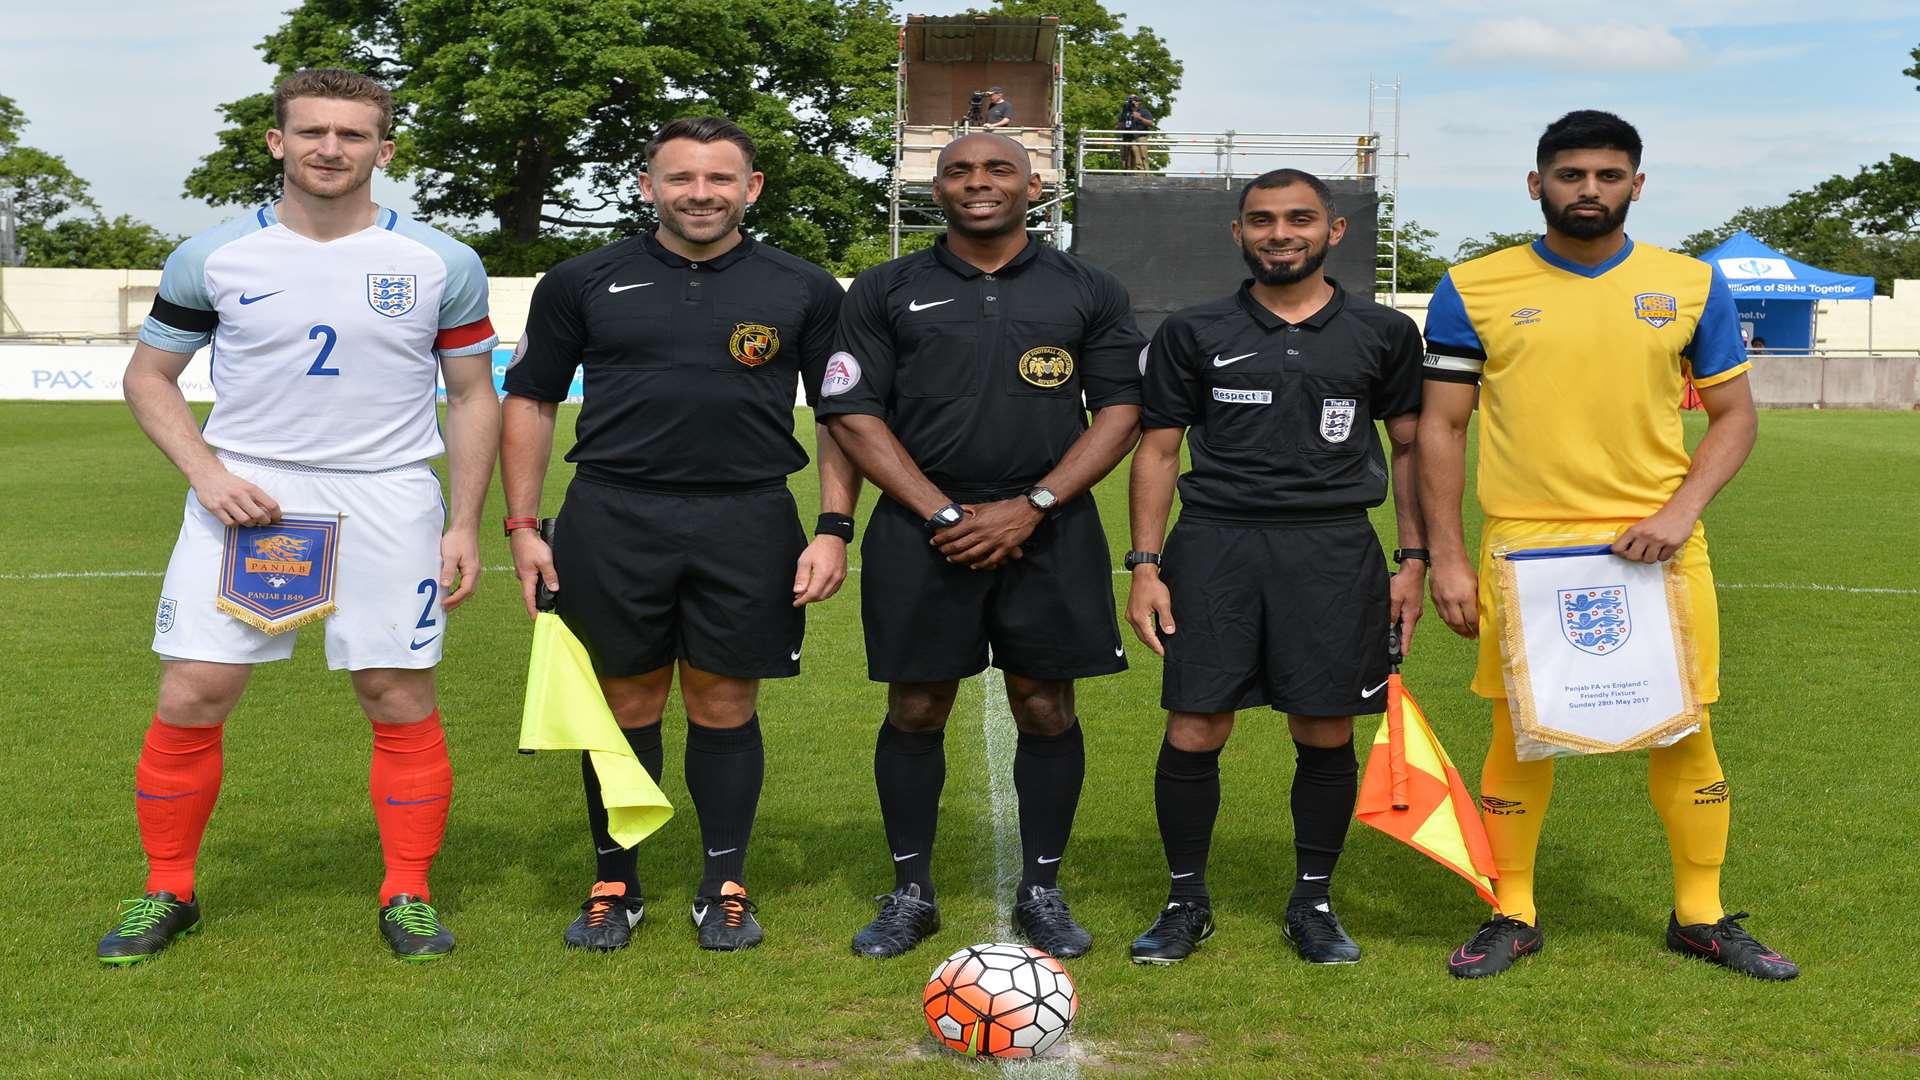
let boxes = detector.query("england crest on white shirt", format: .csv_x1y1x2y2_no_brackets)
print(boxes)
368,273,418,318
1319,398,1357,443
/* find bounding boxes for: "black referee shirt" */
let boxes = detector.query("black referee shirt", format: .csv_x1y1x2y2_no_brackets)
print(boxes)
818,238,1145,498
505,231,843,490
1142,280,1423,522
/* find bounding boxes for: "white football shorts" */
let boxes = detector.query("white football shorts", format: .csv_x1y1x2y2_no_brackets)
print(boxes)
151,451,448,670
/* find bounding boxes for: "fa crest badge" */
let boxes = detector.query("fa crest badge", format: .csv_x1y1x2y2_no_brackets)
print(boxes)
1559,585,1631,655
1633,292,1677,328
1017,346,1074,388
216,515,342,634
368,273,418,318
729,323,781,367
155,596,177,635
1319,398,1357,443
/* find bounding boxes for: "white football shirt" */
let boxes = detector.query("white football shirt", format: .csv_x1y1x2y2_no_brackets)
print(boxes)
140,205,497,470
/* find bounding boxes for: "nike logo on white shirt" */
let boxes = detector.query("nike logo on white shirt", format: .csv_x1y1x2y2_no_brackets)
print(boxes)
1212,352,1257,367
908,298,955,312
607,281,654,293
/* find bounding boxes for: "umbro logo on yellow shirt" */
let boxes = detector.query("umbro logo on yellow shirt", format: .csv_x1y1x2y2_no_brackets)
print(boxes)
1510,307,1543,325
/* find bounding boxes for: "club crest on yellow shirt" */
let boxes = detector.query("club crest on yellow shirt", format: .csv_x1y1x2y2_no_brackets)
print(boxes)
1633,292,1677,328
730,323,781,367
1018,346,1074,388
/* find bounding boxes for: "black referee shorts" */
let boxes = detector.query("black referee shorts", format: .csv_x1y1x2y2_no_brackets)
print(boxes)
1158,515,1391,716
859,494,1128,684
552,477,807,680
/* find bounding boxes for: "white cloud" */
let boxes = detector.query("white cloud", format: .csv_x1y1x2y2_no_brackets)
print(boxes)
1446,18,1695,71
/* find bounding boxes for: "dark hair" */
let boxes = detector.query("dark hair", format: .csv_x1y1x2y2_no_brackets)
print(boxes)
1238,168,1336,215
274,68,393,137
1536,110,1642,171
645,116,757,169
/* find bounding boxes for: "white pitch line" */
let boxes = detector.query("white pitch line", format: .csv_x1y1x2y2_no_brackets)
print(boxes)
1719,582,1920,596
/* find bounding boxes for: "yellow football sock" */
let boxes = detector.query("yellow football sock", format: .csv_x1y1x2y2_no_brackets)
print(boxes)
1648,712,1727,926
1479,700,1554,926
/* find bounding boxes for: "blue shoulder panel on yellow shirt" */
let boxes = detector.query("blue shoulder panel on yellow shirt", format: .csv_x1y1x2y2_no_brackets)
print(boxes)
1423,272,1484,358
1684,266,1747,380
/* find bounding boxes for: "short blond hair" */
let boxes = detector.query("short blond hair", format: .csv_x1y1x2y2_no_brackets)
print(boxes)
273,68,394,137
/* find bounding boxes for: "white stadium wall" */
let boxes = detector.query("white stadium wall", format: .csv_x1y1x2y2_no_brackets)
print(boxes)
3,267,1917,407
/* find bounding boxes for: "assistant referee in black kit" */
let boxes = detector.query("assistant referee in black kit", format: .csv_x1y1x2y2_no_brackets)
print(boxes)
500,117,859,953
1124,169,1428,968
818,132,1147,961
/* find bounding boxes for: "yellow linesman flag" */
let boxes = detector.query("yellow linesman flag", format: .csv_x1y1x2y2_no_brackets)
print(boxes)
519,612,673,848
1355,675,1499,906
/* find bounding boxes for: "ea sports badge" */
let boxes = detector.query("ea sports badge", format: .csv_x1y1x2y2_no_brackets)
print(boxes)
1633,292,1677,328
729,322,781,367
821,351,861,396
215,515,342,635
1017,346,1074,388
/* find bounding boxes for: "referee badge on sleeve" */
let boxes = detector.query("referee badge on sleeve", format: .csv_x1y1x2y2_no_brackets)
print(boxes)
821,352,862,396
215,515,343,634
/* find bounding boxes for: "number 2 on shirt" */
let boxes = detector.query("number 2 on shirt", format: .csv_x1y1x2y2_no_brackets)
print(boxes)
306,324,341,376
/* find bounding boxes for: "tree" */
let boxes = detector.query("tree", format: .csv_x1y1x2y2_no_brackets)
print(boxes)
979,0,1182,172
184,0,901,271
0,92,98,226
20,214,177,269
1678,154,1920,291
1453,229,1539,263
1906,44,1919,90
1391,218,1447,292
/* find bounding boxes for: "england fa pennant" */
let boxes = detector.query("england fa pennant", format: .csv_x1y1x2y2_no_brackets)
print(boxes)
215,515,342,635
1493,543,1700,759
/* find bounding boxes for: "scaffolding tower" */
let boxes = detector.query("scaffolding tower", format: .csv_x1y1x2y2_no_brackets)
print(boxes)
1368,76,1403,303
888,15,1067,257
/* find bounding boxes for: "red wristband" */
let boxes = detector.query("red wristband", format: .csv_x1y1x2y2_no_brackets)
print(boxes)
503,515,540,538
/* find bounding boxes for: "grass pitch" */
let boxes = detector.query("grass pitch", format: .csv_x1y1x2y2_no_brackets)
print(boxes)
1,401,1916,1078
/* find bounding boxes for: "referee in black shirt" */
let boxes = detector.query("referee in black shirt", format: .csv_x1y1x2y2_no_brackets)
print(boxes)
1124,169,1427,967
500,117,859,953
819,132,1146,960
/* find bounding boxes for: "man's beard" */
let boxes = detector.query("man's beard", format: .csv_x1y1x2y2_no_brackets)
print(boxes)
659,200,744,245
1241,239,1328,286
1542,193,1631,240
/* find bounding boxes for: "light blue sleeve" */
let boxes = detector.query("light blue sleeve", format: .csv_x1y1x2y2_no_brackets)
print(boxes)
1683,266,1748,383
136,215,258,353
393,215,498,356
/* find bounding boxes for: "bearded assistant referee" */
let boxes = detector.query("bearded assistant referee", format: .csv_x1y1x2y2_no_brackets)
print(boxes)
502,117,857,953
1420,110,1795,981
818,132,1147,960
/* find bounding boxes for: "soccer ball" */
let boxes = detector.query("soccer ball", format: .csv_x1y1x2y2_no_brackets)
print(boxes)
922,942,1078,1059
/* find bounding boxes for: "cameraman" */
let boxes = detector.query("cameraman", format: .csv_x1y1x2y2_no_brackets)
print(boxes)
983,87,1013,128
1119,92,1156,170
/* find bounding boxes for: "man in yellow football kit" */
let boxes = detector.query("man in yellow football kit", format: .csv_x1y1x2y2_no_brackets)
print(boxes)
1419,110,1796,980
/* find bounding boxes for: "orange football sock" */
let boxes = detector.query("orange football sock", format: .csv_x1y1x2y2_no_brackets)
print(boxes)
369,711,453,902
137,716,225,899
1479,700,1554,926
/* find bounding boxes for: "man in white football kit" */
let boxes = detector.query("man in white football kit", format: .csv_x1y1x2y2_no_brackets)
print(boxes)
97,70,500,964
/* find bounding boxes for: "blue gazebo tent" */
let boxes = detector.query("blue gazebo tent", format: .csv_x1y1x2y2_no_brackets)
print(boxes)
1696,231,1875,352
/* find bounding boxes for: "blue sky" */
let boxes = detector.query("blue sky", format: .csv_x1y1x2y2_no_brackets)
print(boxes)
3,1,1916,256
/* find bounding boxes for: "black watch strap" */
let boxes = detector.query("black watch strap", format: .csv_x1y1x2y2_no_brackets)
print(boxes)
815,513,854,542
1124,550,1162,570
1393,547,1430,564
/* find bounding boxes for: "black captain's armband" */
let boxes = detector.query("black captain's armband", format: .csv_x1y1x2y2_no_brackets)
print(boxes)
149,296,218,335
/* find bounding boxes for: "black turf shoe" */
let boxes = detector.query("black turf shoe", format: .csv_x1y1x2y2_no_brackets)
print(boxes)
97,892,201,965
1448,915,1543,979
1013,886,1093,959
692,881,763,951
380,894,454,961
565,882,646,951
1129,901,1215,965
852,883,941,959
1666,911,1798,981
1284,901,1362,964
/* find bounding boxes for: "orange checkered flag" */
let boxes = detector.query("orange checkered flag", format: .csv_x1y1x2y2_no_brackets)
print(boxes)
1354,638,1499,906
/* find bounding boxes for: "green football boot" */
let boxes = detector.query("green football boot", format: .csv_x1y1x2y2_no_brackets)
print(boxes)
97,892,202,965
380,894,454,961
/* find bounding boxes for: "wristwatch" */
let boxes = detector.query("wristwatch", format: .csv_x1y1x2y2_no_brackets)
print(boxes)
1393,547,1430,565
926,503,965,531
1124,550,1162,570
1026,485,1059,513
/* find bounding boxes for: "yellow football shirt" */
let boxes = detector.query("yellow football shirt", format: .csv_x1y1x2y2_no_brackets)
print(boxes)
1421,238,1749,521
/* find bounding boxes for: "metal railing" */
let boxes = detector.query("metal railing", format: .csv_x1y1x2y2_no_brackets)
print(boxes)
1076,129,1380,182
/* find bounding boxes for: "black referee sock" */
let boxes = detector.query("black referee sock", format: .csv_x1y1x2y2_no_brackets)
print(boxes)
1288,738,1358,907
584,722,665,894
1014,721,1085,894
685,715,764,897
874,718,945,902
1155,739,1222,905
